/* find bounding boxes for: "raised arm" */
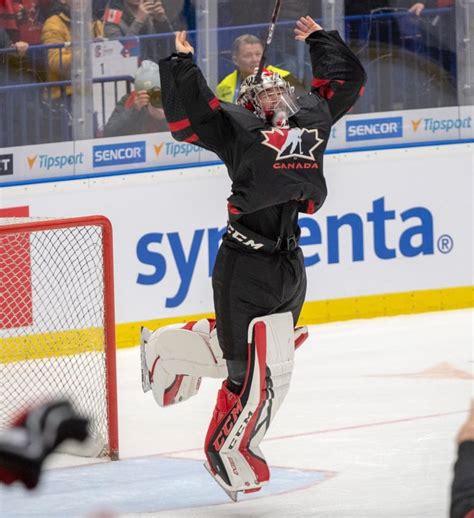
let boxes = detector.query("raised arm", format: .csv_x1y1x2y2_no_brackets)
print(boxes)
295,16,367,125
159,31,233,156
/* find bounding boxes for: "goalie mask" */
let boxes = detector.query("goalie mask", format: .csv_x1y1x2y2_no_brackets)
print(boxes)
237,69,299,125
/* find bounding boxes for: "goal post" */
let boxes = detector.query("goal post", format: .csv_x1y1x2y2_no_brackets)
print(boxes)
0,215,119,459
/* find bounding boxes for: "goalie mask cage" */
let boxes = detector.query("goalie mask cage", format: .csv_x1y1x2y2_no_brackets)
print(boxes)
0,215,119,459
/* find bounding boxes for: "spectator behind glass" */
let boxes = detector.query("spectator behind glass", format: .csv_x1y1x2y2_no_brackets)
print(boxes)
160,0,195,31
216,34,305,104
345,1,433,16
0,24,28,82
218,1,321,80
93,0,107,20
0,0,50,45
0,26,33,147
220,0,318,27
345,0,457,110
103,0,173,62
451,400,474,518
41,0,103,141
103,59,167,137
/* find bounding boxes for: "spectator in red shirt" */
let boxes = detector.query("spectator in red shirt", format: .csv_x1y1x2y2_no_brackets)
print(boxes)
0,0,50,45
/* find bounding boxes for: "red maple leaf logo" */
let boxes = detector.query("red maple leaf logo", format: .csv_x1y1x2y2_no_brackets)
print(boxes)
262,128,289,151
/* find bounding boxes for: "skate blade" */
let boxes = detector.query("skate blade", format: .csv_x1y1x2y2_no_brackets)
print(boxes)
203,462,239,502
140,326,152,393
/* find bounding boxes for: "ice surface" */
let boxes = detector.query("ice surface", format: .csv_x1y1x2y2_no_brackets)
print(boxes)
1,309,472,517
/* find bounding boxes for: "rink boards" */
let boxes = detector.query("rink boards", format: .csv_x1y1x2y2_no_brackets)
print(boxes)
0,143,472,354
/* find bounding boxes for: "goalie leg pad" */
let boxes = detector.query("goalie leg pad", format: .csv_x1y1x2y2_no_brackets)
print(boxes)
204,312,295,495
140,317,307,409
140,319,227,407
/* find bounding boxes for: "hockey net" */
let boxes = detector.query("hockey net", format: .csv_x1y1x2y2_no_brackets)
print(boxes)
0,216,118,459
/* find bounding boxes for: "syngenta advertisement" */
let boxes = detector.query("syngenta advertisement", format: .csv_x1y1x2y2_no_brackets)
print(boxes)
135,196,439,309
1,144,472,324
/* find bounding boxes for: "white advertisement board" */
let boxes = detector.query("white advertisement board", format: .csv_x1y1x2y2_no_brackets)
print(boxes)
0,106,472,185
0,144,472,326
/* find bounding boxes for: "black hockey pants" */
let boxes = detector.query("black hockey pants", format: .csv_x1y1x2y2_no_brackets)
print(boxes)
212,239,307,362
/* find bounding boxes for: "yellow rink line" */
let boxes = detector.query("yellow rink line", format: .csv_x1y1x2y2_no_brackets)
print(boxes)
1,286,472,363
116,285,473,349
0,328,104,364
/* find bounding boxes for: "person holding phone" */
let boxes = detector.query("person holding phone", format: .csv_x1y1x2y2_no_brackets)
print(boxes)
103,0,173,61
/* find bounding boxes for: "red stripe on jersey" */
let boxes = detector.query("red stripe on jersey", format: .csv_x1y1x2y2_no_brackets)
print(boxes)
312,78,330,88
312,79,333,100
208,97,220,110
168,118,191,132
227,202,241,215
306,200,316,214
184,133,199,143
325,88,335,100
464,510,474,518
359,85,366,97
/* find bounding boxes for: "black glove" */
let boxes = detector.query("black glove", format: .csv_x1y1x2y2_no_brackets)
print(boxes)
0,400,89,489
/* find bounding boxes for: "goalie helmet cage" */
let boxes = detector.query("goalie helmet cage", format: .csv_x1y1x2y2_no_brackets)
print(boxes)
0,215,119,460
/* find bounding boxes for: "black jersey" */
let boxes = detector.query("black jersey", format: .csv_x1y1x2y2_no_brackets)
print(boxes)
159,30,367,242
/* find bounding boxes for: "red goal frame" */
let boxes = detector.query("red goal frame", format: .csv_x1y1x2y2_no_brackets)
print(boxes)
0,215,119,459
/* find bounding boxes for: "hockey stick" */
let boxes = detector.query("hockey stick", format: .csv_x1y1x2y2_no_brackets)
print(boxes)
255,0,283,82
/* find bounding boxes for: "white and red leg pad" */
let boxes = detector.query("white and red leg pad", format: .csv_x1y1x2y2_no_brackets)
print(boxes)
204,312,295,495
140,319,228,407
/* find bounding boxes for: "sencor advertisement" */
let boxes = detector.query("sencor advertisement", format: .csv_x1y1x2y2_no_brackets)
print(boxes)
1,143,472,327
346,117,403,141
0,106,472,185
93,141,146,168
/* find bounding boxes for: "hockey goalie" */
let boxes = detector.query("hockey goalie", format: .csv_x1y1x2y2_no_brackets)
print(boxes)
140,7,365,501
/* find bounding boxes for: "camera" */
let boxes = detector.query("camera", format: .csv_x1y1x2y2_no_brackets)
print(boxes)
148,87,162,108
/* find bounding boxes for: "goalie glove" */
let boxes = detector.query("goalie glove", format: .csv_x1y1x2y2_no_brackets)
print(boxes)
141,319,227,407
0,400,89,489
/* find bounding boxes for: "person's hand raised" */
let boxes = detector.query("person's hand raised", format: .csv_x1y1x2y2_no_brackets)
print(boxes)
136,0,155,23
294,16,323,41
152,0,167,21
13,41,28,57
409,2,425,16
175,31,194,55
133,91,150,111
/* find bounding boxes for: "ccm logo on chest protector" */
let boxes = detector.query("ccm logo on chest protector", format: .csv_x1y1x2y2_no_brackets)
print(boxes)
227,224,264,250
